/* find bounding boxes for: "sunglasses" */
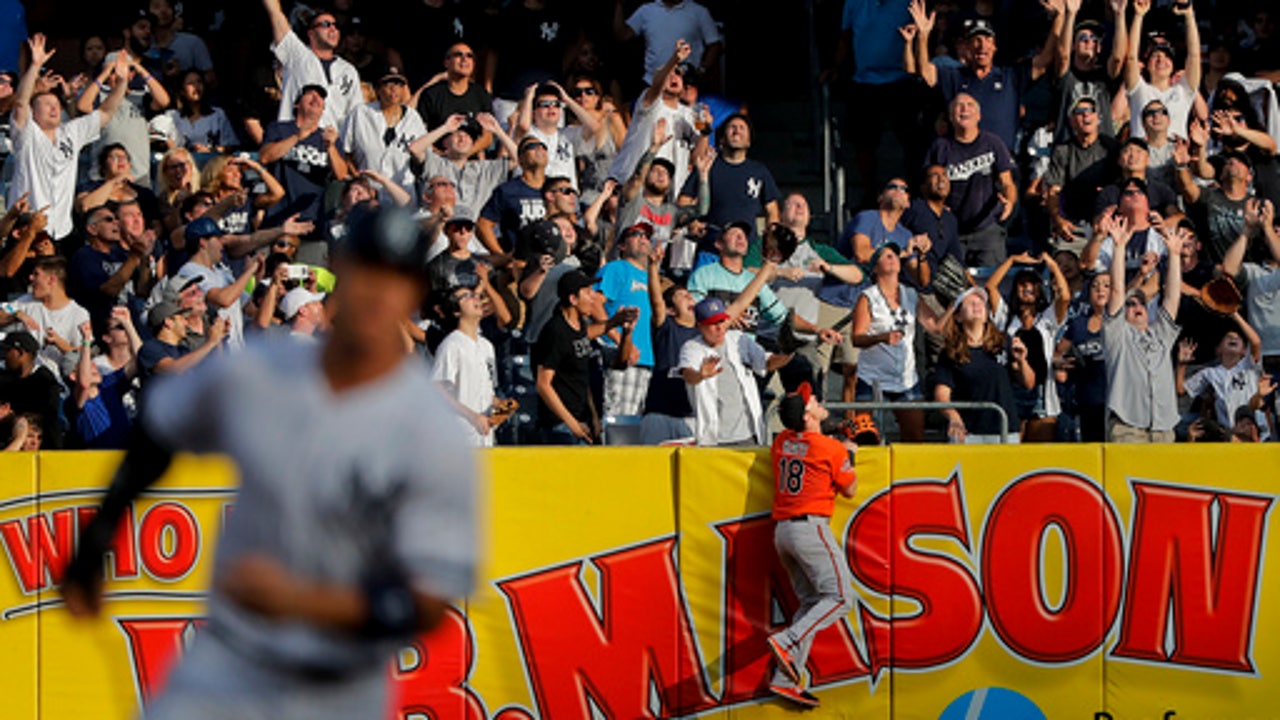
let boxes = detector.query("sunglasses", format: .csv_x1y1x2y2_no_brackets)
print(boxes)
95,214,118,223
1076,32,1101,42
1142,107,1168,117
550,186,579,196
535,100,563,109
1121,188,1144,197
455,290,480,300
885,182,909,192
446,221,475,231
569,86,598,97
312,19,338,29
520,141,547,152
274,239,299,248
447,50,475,59
164,163,188,171
1125,299,1144,308
1072,106,1097,116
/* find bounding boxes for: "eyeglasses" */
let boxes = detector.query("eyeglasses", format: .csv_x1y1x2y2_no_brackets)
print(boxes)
535,100,563,109
1142,107,1168,117
455,290,479,300
885,182,909,192
1072,105,1097,116
550,186,579,196
94,215,118,224
569,86,598,97
447,50,475,59
312,20,337,29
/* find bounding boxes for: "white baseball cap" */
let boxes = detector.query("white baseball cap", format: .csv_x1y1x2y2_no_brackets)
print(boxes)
281,288,325,320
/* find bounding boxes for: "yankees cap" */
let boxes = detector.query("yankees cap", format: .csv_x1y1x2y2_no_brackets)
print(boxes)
336,205,433,276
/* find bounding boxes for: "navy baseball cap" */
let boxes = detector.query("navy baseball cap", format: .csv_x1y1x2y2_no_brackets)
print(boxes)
557,269,595,303
778,382,814,433
0,331,39,356
184,217,225,243
695,297,730,325
964,18,996,39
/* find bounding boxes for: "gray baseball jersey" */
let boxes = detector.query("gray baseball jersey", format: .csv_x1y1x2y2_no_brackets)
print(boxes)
143,338,476,683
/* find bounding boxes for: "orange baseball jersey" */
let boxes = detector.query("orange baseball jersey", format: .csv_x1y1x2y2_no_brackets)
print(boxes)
770,429,856,520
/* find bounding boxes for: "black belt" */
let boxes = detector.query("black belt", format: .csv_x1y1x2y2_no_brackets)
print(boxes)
784,514,830,523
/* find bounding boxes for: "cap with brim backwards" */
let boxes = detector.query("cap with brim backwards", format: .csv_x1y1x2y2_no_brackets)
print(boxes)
778,381,814,433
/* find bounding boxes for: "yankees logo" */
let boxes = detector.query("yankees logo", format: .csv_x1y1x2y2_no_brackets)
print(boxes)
453,18,464,37
57,139,75,160
540,22,559,42
746,177,762,199
339,75,355,98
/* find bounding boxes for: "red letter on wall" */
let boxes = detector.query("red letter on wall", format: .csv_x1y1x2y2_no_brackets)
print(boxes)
848,475,982,675
1113,482,1272,672
496,538,716,719
982,472,1123,662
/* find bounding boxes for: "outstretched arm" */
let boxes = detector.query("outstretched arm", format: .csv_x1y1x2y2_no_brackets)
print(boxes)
11,34,56,131
1174,1,1201,93
907,0,938,87
263,0,293,46
1123,0,1149,92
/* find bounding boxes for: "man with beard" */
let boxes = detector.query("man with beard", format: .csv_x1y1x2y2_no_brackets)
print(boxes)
679,112,780,255
618,119,708,247
263,0,361,129
902,164,964,283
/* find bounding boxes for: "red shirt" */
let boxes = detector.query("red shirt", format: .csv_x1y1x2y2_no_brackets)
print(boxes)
770,429,856,520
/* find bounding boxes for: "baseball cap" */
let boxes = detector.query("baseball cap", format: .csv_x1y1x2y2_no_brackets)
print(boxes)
148,300,191,332
184,217,225,243
620,221,655,241
335,205,433,275
1218,148,1254,172
1075,18,1105,36
444,205,477,226
557,269,595,303
651,157,677,177
518,134,547,152
123,7,158,29
778,382,814,433
281,288,325,319
867,242,903,272
1070,95,1097,112
1120,136,1149,153
299,83,328,100
694,297,731,325
379,66,408,84
723,219,754,237
1143,41,1176,61
160,274,204,303
951,286,990,313
1119,175,1149,194
964,18,996,39
0,331,39,356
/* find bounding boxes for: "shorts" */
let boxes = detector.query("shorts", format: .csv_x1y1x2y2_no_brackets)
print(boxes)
816,301,860,366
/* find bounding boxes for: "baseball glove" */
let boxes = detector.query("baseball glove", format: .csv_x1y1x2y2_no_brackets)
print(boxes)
1199,275,1242,316
762,223,799,264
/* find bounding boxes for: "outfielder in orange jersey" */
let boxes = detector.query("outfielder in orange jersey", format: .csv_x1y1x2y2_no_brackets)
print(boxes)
764,381,857,708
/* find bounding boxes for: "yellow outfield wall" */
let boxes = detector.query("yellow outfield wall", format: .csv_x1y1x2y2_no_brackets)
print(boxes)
0,445,1276,719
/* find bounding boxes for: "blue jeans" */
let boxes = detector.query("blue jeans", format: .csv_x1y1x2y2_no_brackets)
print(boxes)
539,422,591,446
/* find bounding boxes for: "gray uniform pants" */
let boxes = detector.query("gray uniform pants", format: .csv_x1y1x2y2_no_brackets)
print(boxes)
770,515,856,688
143,630,389,720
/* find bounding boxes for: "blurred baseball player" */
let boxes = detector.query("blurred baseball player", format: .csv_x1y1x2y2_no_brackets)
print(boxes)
765,381,857,708
60,206,477,720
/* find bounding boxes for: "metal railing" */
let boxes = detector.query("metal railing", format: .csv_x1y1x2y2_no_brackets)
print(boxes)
826,401,1013,444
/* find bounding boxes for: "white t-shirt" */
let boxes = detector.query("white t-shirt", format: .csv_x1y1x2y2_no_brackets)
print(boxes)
527,125,577,189
272,32,361,129
7,296,91,376
1090,227,1169,274
1128,76,1196,140
609,98,698,193
1185,354,1260,429
340,102,427,193
7,113,101,240
432,329,497,447
626,1,722,85
1240,263,1280,357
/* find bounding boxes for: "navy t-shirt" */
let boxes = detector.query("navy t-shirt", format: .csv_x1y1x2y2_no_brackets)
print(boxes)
935,64,1027,152
932,344,1020,436
480,177,546,253
67,243,130,333
1062,314,1106,409
924,132,1015,234
66,368,132,449
644,316,699,418
680,156,780,249
137,339,189,378
261,120,332,229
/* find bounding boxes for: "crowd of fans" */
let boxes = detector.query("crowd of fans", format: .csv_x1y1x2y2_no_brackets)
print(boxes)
0,0,1277,451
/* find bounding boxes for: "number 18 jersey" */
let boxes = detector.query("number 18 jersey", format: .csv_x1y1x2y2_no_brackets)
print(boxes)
770,429,856,521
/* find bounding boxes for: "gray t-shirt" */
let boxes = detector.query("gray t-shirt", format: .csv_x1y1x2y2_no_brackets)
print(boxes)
715,363,752,444
143,339,476,675
1103,305,1181,431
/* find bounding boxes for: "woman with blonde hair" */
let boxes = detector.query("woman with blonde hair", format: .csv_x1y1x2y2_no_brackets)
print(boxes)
198,154,285,235
933,287,1034,444
156,147,203,236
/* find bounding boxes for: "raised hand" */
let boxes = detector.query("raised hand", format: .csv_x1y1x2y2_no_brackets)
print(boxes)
1177,338,1197,364
651,117,672,150
27,34,55,69
908,0,935,36
699,354,723,380
1133,0,1150,16
673,38,692,63
899,24,918,43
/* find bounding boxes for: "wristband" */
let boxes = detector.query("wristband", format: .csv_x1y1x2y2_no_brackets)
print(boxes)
95,80,109,92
